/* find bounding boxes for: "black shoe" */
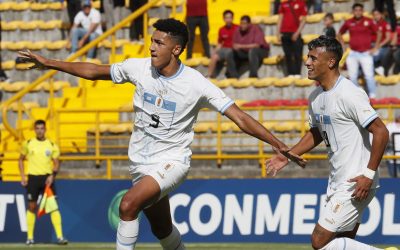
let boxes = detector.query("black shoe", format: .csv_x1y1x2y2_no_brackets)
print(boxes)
26,239,34,246
57,238,68,245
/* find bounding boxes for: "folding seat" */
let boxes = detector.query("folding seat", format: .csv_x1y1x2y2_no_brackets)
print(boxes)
232,78,256,88
254,77,278,88
306,13,325,23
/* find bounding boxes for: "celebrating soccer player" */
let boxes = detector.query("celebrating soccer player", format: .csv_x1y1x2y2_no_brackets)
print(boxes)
19,18,305,250
266,36,397,250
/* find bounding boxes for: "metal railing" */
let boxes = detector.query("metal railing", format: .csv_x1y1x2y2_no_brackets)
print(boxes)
2,104,400,180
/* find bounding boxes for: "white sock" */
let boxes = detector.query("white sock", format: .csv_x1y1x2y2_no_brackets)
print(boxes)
321,237,382,250
160,225,185,250
116,219,139,250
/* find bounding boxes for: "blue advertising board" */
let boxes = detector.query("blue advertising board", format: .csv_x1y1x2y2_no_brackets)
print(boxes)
0,179,399,244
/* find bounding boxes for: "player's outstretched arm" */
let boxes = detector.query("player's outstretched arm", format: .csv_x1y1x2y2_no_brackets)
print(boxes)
266,127,323,176
18,50,111,81
224,104,306,167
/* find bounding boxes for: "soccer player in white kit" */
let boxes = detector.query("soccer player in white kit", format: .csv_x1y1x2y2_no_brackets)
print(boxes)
266,36,398,250
19,18,305,250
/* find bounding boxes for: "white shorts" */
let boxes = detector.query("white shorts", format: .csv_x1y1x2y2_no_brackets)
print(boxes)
129,161,190,200
318,189,376,233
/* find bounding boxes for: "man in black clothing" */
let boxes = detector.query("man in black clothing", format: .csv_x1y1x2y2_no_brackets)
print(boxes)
0,15,8,82
129,0,147,41
374,0,397,32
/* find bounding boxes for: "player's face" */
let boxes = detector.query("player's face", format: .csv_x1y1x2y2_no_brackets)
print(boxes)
34,124,46,140
373,11,382,21
353,6,363,19
150,30,181,69
224,13,233,26
305,47,333,81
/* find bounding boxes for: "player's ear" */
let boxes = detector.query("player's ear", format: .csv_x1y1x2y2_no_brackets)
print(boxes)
173,45,182,56
328,58,336,69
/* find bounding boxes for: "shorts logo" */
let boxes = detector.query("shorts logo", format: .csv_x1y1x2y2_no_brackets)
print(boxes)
157,171,165,179
164,163,172,170
27,193,32,200
325,218,335,225
333,202,343,213
333,204,341,213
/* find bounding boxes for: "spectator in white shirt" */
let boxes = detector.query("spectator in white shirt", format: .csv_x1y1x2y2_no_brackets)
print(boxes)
70,0,103,58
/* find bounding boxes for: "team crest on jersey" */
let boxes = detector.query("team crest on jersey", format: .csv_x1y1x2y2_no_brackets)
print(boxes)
364,20,369,26
45,149,51,157
294,3,299,9
155,97,163,108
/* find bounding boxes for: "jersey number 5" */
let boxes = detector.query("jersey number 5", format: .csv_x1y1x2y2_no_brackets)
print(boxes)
150,114,160,128
322,131,331,147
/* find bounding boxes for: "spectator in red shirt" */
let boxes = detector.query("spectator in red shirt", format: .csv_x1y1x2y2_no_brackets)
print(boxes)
372,8,392,76
337,3,380,98
186,0,210,59
277,0,307,77
226,15,269,78
207,10,238,78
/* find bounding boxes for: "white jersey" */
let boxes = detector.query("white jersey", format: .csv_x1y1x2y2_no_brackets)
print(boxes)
110,58,234,165
74,8,103,35
308,75,379,196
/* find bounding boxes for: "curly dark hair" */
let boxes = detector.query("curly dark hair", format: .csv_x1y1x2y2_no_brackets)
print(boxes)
153,18,189,55
308,35,343,68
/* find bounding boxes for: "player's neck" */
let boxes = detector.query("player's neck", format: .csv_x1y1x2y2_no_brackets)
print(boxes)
157,59,181,78
36,136,46,141
320,72,340,91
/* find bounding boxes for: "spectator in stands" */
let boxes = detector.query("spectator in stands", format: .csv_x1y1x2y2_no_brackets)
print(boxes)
374,0,397,32
0,15,8,82
129,0,147,42
337,3,380,98
386,110,400,177
388,23,400,74
273,0,281,15
102,0,128,29
186,0,210,59
372,9,392,76
322,13,335,38
64,0,82,27
226,15,269,78
70,0,103,58
207,10,238,78
306,0,322,14
277,0,307,77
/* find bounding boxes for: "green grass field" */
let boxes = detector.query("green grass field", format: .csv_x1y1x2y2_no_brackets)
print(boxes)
0,243,398,250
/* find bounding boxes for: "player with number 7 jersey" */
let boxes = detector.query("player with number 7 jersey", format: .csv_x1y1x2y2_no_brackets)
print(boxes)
266,36,392,250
